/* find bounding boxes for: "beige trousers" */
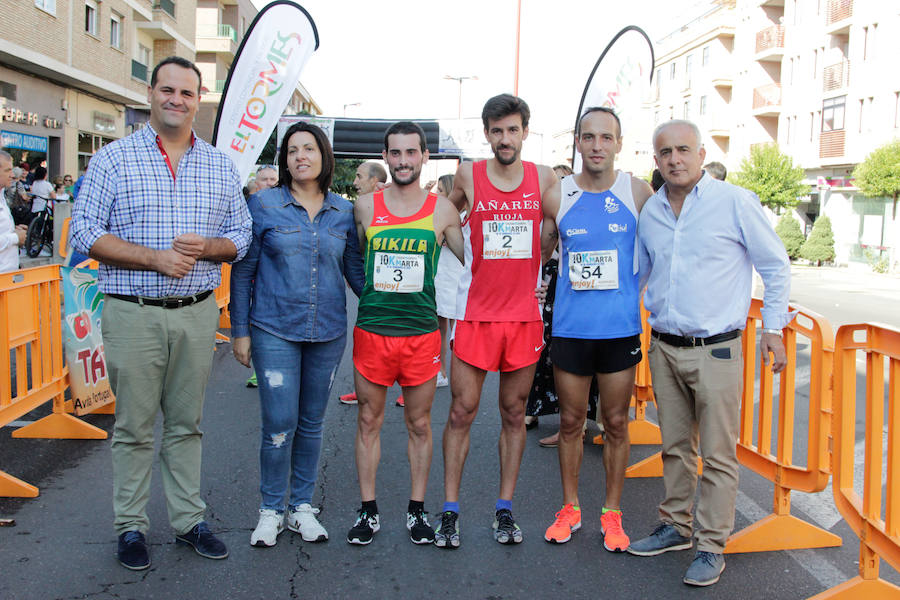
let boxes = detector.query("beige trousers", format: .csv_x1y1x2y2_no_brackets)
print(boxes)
102,294,219,535
648,334,743,553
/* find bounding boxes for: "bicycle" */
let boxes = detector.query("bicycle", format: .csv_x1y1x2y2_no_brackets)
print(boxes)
25,195,54,258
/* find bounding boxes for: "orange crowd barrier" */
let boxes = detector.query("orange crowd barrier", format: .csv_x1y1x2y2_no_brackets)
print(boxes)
215,262,232,343
724,299,840,553
0,265,106,498
810,323,900,598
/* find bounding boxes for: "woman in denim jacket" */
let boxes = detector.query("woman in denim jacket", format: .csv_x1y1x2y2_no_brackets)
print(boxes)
230,121,365,547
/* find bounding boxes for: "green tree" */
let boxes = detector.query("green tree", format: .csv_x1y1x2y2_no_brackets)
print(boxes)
853,139,900,218
332,158,363,199
799,215,835,266
730,143,807,212
775,212,805,260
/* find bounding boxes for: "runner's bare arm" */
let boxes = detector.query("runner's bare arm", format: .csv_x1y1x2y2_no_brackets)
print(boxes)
436,196,465,266
353,193,373,251
631,176,654,214
539,165,560,264
448,161,474,213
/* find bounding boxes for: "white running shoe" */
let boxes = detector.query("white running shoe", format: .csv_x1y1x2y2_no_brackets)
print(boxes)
436,372,449,388
287,503,329,542
250,509,284,547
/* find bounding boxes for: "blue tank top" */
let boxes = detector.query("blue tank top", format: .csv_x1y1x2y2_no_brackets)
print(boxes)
552,171,641,339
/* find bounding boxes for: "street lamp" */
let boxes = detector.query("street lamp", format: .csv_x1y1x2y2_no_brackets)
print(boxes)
444,75,478,119
343,102,361,116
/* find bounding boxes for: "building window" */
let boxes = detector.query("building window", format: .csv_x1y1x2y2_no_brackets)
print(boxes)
0,81,17,101
110,12,122,48
788,57,794,85
685,55,693,86
240,16,246,37
702,46,710,66
139,43,151,67
810,112,815,141
85,0,98,36
654,110,661,124
35,0,56,15
822,96,846,131
786,115,792,144
670,62,676,80
683,100,690,119
700,95,707,116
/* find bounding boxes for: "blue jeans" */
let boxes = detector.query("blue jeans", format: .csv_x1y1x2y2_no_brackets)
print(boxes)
251,326,346,511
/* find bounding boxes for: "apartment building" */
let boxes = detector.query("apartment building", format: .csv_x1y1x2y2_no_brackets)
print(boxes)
193,0,321,143
646,0,900,268
0,0,196,178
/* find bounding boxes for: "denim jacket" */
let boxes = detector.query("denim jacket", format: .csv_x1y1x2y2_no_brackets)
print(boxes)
230,186,365,342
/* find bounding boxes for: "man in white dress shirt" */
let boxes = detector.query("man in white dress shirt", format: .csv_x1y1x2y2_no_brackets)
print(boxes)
628,120,792,587
0,151,27,272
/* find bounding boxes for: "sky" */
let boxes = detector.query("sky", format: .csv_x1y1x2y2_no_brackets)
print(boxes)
249,0,711,162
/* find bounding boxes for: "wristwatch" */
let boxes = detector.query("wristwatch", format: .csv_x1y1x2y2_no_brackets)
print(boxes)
762,328,783,336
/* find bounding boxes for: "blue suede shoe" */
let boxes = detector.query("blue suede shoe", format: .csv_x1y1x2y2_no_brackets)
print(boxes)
117,530,150,570
175,521,229,559
683,551,725,586
626,522,693,556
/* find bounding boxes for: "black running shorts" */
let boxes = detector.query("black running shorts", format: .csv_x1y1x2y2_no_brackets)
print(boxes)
550,334,642,376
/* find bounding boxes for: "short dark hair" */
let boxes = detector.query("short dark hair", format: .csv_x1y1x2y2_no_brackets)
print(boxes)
365,162,387,183
383,121,427,153
33,166,47,181
277,121,335,194
650,168,665,192
577,106,622,138
481,94,530,130
150,56,203,93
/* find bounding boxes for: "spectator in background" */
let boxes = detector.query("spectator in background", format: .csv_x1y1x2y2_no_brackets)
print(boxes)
651,168,666,192
433,173,463,388
63,174,75,196
54,180,71,202
353,161,387,196
703,161,727,181
0,151,28,271
255,165,277,191
72,165,87,200
6,166,31,225
29,166,55,215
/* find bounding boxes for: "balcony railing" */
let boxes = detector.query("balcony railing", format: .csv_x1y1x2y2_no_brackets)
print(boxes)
154,0,175,18
131,60,148,82
819,129,845,158
753,83,782,110
196,24,237,43
756,25,785,54
826,0,852,26
823,60,850,92
214,80,227,93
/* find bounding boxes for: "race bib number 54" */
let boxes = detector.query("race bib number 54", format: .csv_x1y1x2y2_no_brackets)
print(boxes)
568,250,618,290
373,252,424,293
482,220,532,259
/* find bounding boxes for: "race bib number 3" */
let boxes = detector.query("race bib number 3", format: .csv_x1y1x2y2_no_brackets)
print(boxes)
569,250,618,290
373,252,424,293
482,220,532,259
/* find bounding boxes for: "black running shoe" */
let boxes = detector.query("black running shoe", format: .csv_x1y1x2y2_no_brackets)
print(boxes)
406,508,434,544
493,509,523,544
434,511,460,549
347,509,380,545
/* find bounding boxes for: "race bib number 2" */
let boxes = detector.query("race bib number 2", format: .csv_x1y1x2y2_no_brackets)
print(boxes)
373,252,424,293
482,220,532,259
568,250,618,290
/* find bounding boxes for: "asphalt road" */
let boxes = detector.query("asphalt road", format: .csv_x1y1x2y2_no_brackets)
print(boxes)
1,266,898,599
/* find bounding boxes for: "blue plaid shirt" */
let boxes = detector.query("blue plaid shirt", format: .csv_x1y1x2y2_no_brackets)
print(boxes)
71,124,252,297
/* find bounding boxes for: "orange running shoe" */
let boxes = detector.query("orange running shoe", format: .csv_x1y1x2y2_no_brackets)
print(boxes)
544,503,582,544
600,509,630,552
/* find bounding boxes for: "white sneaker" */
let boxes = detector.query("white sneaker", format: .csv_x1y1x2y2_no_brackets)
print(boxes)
287,503,329,542
250,509,284,547
436,372,449,387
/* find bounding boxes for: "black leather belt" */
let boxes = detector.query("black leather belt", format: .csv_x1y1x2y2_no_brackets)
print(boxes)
108,290,213,309
651,329,741,347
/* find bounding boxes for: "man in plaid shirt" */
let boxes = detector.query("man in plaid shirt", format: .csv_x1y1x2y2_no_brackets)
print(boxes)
71,57,251,571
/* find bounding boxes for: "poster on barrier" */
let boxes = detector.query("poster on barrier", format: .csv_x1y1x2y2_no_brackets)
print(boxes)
62,266,114,415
